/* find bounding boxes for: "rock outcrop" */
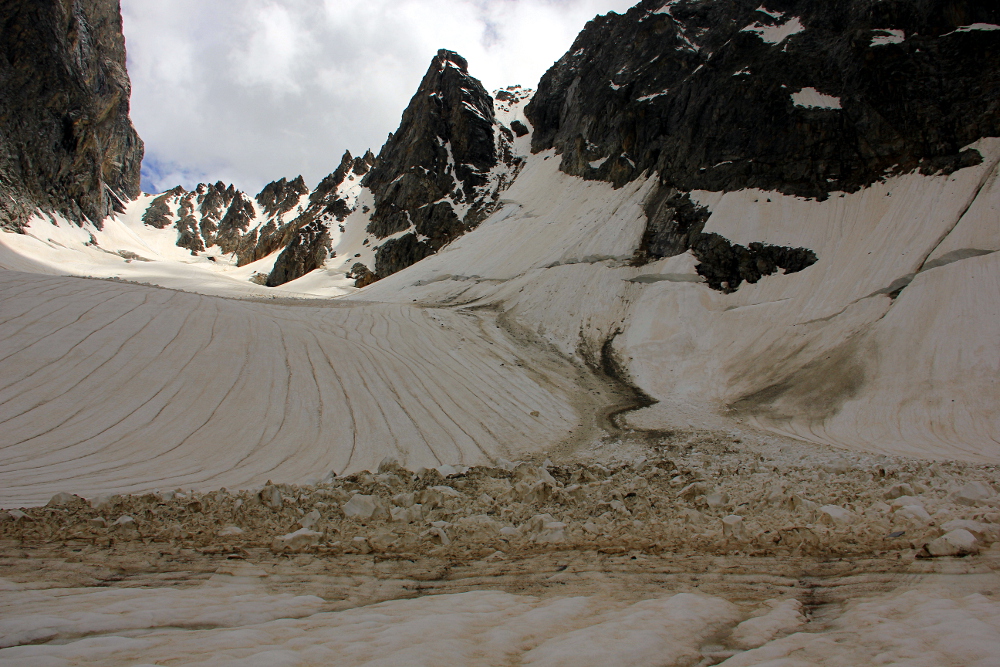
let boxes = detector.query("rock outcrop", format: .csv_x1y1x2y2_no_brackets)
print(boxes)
636,188,817,292
0,0,143,231
526,0,1000,198
358,51,527,282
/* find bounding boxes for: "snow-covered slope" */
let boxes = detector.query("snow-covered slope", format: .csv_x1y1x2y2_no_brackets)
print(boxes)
0,268,622,506
354,139,1000,461
8,582,1000,667
1,128,996,508
0,203,352,299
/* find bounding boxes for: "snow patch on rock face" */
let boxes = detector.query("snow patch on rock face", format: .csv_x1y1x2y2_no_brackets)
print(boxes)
791,87,842,109
871,29,905,46
952,23,1000,33
741,16,805,44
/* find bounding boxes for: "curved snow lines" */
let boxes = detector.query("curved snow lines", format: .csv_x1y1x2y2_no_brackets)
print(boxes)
328,304,504,464
309,329,362,476
331,308,438,466
0,287,172,442
328,320,418,472
0,272,613,505
0,287,178,424
352,306,480,463
0,282,142,373
0,277,102,333
421,312,551,439
397,305,567,453
356,312,486,464
0,291,214,472
4,296,207,473
281,331,340,479
240,324,317,483
136,300,265,478
246,325,329,482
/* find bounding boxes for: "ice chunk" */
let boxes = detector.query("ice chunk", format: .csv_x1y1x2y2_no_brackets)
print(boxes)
342,494,378,519
818,505,854,525
46,492,78,507
925,528,979,556
730,598,805,649
950,481,995,505
722,514,746,540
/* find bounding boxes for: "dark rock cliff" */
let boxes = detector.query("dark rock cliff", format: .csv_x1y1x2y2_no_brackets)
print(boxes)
0,0,143,231
526,0,1000,289
526,0,1000,198
360,50,524,282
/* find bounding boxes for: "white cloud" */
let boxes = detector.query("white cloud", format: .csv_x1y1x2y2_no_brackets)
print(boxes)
121,0,637,194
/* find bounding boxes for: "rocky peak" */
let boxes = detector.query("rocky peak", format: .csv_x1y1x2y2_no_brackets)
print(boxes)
309,150,374,216
355,50,527,283
526,0,1000,198
265,149,376,287
362,49,498,241
0,0,143,230
354,150,376,175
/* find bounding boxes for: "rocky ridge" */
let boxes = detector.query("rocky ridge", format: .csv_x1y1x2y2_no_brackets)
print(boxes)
527,0,1000,196
0,0,143,231
139,150,374,284
525,0,1000,290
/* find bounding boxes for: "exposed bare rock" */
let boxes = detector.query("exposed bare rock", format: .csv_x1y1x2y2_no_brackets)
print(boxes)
0,0,143,230
526,0,1000,197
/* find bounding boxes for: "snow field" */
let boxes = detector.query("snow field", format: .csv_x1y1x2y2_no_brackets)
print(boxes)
0,270,612,507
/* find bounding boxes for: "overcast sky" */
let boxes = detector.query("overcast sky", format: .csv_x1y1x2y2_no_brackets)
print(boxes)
121,0,636,195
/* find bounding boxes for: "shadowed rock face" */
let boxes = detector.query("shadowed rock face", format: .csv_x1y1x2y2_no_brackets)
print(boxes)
266,219,331,287
364,50,496,239
361,50,520,281
526,0,1000,198
0,0,143,230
